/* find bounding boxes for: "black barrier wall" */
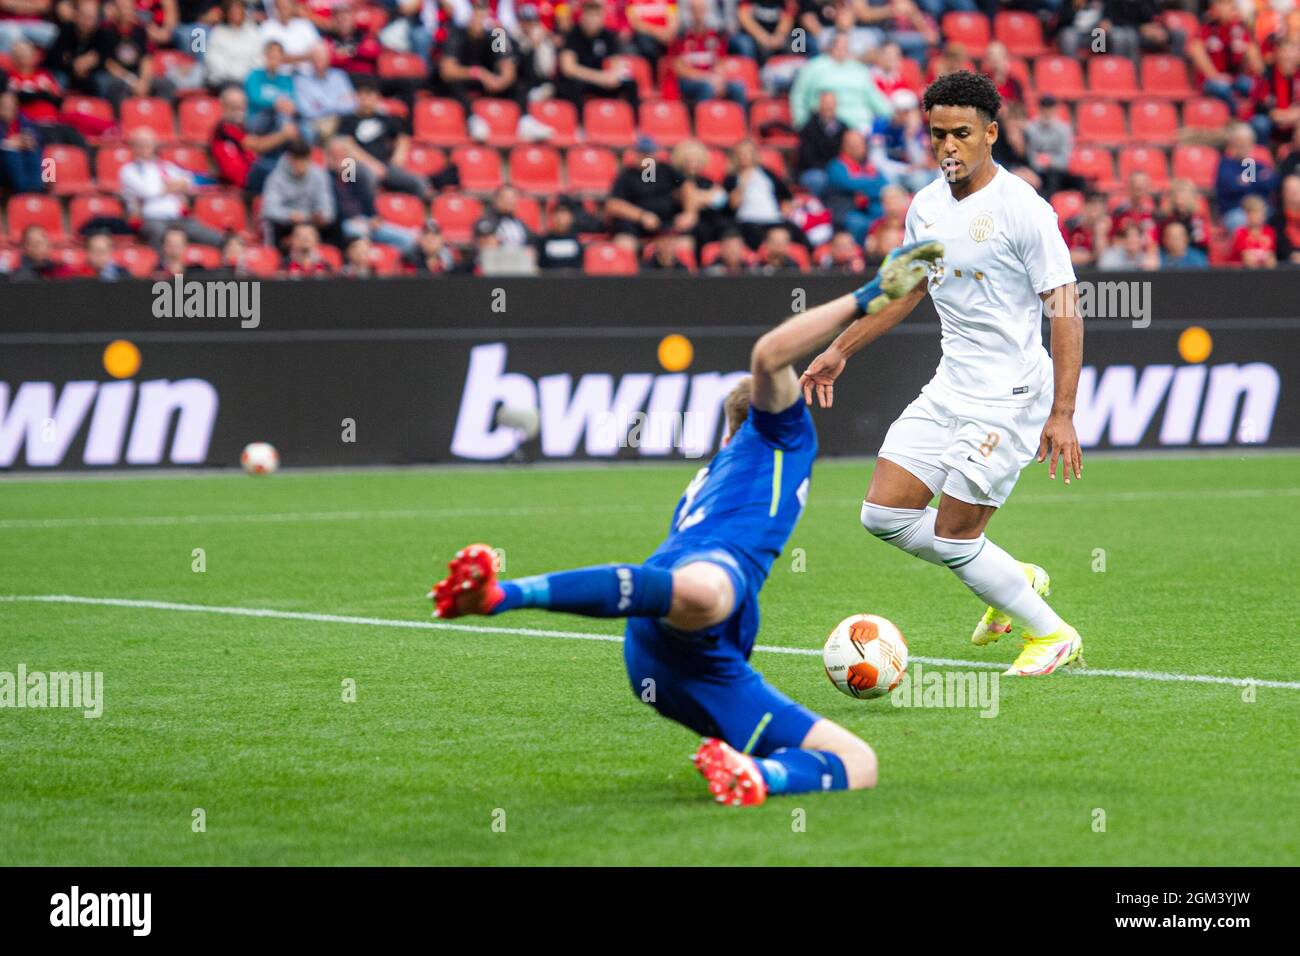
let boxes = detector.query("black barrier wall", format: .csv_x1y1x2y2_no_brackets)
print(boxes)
0,273,1296,469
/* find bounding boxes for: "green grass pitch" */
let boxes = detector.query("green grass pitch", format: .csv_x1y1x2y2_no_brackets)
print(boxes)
1,454,1297,866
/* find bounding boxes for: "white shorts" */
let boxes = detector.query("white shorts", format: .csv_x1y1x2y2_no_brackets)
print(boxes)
877,384,1053,507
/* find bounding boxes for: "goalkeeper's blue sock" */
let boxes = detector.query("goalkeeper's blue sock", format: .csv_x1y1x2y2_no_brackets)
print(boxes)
492,564,674,618
756,749,850,794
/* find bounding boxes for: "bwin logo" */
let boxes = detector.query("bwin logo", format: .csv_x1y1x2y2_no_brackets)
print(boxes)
50,886,151,936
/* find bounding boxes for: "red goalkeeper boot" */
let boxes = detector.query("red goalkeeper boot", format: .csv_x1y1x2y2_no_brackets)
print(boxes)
691,738,768,807
430,543,505,618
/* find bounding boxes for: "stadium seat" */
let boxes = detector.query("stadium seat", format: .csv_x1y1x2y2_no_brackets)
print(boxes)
1183,97,1230,132
638,100,690,147
694,100,746,148
49,243,87,271
431,193,483,243
179,95,221,143
941,11,991,56
185,244,222,270
60,95,116,141
1128,98,1178,146
528,99,578,147
750,98,797,148
154,49,197,79
1141,54,1194,98
317,244,343,271
0,246,19,272
121,97,177,141
718,56,762,99
380,97,409,120
413,98,468,145
69,193,125,234
193,191,249,235
1033,56,1086,100
509,145,562,195
1087,55,1139,100
702,148,729,183
1050,190,1085,222
94,143,133,191
583,242,638,275
42,145,93,196
994,10,1048,57
758,147,788,180
375,191,427,230
1075,100,1127,145
354,6,388,31
515,194,543,233
1068,145,1117,189
565,146,618,194
114,244,159,277
640,239,697,271
7,194,64,241
471,98,521,146
604,55,654,100
451,145,504,192
1117,146,1170,187
377,51,428,79
160,143,213,176
1172,144,1221,190
758,239,810,272
900,56,923,91
241,244,282,277
583,99,636,147
401,142,447,177
368,242,403,276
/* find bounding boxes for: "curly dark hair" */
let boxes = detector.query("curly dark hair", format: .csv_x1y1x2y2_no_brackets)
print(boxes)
922,70,1002,125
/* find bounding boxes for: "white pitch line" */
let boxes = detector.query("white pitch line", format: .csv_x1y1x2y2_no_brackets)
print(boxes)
3,594,1297,691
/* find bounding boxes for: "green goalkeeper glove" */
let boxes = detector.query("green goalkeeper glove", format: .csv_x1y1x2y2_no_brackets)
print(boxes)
852,239,945,316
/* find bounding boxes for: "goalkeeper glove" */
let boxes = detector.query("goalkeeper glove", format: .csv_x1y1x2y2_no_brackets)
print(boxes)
852,239,945,316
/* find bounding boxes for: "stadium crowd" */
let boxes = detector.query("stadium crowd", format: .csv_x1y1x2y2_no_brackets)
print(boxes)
2,0,1300,278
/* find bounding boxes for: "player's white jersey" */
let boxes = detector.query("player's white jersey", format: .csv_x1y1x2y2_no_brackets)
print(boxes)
904,164,1076,408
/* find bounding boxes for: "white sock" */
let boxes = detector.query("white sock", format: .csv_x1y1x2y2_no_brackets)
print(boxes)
860,502,943,566
931,535,1064,637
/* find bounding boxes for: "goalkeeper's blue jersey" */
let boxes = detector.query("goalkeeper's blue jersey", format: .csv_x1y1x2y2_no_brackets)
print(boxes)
653,396,817,585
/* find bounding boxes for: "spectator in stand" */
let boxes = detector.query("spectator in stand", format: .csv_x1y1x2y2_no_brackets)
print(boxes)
1159,220,1208,270
1249,37,1300,147
294,42,356,140
285,221,333,275
790,30,892,131
724,138,797,249
1189,0,1263,111
858,0,936,63
732,0,796,64
646,234,689,270
261,137,336,244
875,87,931,192
0,88,43,193
670,138,729,250
706,226,755,274
535,198,583,270
1024,94,1084,198
337,75,429,196
323,135,417,253
1217,123,1277,231
1097,220,1160,271
207,0,265,89
817,228,864,272
95,0,178,107
1058,0,1167,62
865,181,906,236
1158,177,1211,255
476,185,534,248
221,233,256,276
871,41,915,98
85,231,123,280
470,216,501,274
6,40,64,126
0,0,58,53
1111,169,1159,240
49,0,102,96
1063,190,1111,268
925,39,968,82
441,0,521,111
671,0,746,107
981,41,1022,111
1272,174,1300,265
1280,119,1300,182
157,225,192,276
212,84,299,192
824,127,886,242
341,235,373,276
1231,194,1277,268
6,224,56,280
513,4,559,99
606,135,681,252
991,101,1040,191
325,3,382,77
558,0,639,108
246,41,298,130
864,214,902,265
120,127,226,246
796,90,843,197
756,223,798,272
794,0,836,59
260,0,323,73
627,0,679,69
405,219,459,274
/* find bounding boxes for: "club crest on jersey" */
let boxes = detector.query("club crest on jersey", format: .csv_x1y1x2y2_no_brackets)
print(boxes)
968,212,995,242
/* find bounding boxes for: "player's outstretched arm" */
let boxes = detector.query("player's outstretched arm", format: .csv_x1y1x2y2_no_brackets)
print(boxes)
1037,282,1084,483
750,292,861,413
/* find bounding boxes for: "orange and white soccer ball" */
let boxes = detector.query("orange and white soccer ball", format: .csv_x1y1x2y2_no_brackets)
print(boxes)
823,614,909,700
240,442,279,475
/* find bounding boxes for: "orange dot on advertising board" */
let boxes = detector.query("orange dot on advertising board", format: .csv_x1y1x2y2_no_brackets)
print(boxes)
1178,326,1212,364
103,340,141,379
658,334,694,372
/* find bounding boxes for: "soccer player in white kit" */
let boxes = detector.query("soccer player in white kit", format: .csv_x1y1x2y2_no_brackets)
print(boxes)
799,71,1085,676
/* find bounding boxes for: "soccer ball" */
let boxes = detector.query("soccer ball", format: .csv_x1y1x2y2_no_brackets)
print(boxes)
822,614,909,700
240,442,279,475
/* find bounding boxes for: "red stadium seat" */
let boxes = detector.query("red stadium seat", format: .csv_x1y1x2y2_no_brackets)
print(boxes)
1117,146,1170,187
583,99,636,147
60,95,115,128
583,242,638,275
1183,97,1230,132
316,244,343,271
701,147,728,183
994,10,1047,57
451,145,504,192
1068,145,1117,188
69,193,125,234
1128,98,1178,146
566,146,618,194
413,98,468,145
604,55,654,100
380,97,409,120
1172,144,1220,190
758,147,788,180
94,143,133,191
718,56,761,99
154,49,196,78
160,143,213,176
528,99,578,147
114,244,159,277
1141,54,1193,98
1050,190,1085,222
377,51,428,79
509,145,562,195
515,194,543,233
121,97,177,141
368,242,403,276
42,144,93,196
640,239,697,271
471,98,521,146
1033,56,1086,100
185,244,222,269
49,243,87,271
402,142,446,177
694,100,746,148
1075,100,1127,145
354,6,388,31
941,12,991,56
241,244,282,277
179,95,221,143
638,100,690,146
7,194,64,241
431,193,483,243
193,191,249,234
1087,55,1139,100
758,239,810,272
375,191,427,229
750,98,797,147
